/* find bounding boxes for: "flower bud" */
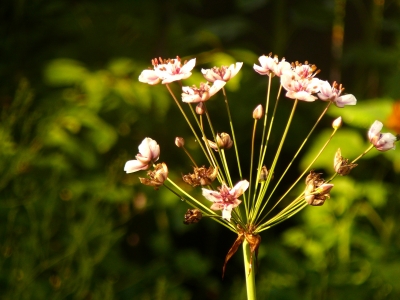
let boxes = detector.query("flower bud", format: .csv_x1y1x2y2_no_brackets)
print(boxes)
334,148,357,176
253,104,264,120
154,163,168,183
216,133,233,149
196,102,205,114
175,137,185,148
332,117,342,129
139,163,168,190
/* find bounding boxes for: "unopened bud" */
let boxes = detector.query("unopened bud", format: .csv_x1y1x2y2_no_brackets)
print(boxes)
316,183,334,195
332,117,342,129
139,163,168,190
196,102,205,115
334,148,357,175
175,137,185,147
216,133,233,149
253,104,264,120
154,163,168,183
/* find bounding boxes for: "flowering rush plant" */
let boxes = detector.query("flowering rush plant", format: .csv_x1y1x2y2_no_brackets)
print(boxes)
125,55,398,299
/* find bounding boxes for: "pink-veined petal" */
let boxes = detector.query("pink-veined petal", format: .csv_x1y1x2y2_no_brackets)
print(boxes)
138,69,161,85
202,188,222,203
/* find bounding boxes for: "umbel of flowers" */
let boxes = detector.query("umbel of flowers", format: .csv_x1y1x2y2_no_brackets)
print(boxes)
126,54,398,300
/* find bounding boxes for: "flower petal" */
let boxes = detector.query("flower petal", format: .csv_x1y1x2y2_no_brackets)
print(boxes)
335,94,357,108
209,80,226,97
124,160,149,173
138,70,161,85
230,180,249,198
202,188,222,202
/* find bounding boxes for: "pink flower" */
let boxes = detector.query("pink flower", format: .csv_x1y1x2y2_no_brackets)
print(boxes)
280,71,320,102
202,62,243,82
124,138,160,173
253,55,278,76
138,56,196,85
202,180,249,221
294,64,316,79
181,80,226,103
318,81,357,108
368,120,397,151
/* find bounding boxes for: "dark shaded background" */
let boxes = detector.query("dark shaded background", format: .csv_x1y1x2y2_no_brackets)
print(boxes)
1,0,400,299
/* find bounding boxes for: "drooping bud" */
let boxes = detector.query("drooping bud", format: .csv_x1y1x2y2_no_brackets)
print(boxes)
154,162,168,183
216,133,233,149
253,104,264,120
196,102,205,114
175,137,185,148
332,116,342,129
183,208,203,225
334,148,357,176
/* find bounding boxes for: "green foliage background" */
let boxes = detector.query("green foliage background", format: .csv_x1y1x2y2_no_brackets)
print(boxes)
1,0,400,299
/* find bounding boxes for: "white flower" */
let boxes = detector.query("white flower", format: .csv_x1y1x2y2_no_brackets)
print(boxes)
253,55,278,76
138,57,196,85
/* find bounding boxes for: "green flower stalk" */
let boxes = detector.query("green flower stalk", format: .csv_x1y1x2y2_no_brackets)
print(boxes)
125,53,399,299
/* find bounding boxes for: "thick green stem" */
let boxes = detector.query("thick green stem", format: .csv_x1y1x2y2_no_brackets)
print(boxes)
243,239,257,300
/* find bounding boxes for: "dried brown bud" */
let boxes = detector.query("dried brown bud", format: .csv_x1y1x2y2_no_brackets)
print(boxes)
175,137,185,148
258,165,269,182
183,166,218,187
183,208,203,225
216,133,233,149
139,163,168,190
253,104,264,120
304,171,333,206
334,148,357,176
